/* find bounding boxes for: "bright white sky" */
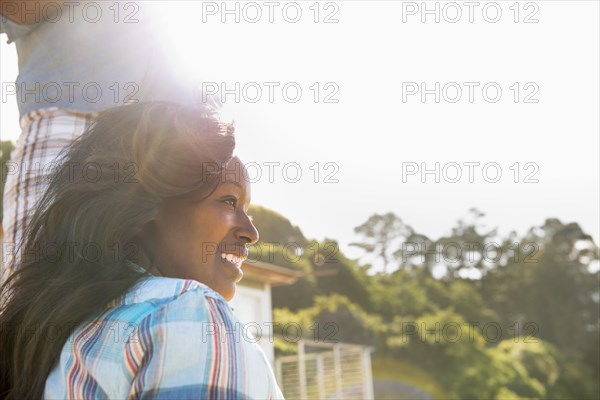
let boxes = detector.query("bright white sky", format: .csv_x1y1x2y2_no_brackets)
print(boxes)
1,1,598,269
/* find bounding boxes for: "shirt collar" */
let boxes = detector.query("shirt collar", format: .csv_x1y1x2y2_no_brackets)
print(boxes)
111,261,234,312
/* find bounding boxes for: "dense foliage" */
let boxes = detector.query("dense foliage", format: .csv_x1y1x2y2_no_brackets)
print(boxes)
250,205,599,399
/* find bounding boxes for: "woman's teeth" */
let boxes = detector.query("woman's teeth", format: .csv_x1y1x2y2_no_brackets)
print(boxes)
221,253,244,266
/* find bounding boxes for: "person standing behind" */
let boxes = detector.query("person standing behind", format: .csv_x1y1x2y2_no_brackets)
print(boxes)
0,1,217,281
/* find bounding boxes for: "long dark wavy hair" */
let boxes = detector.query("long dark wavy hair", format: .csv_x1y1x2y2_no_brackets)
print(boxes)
0,101,235,399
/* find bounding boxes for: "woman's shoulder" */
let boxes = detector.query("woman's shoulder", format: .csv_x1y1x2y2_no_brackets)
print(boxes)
104,260,232,313
88,274,237,343
44,276,251,398
109,273,229,310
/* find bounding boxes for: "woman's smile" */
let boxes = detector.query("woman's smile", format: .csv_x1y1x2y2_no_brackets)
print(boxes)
219,251,246,281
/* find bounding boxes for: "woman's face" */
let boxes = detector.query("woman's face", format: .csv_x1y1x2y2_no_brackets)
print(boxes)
145,156,259,301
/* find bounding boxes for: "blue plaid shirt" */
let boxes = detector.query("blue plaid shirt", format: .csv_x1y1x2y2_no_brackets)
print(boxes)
43,265,284,399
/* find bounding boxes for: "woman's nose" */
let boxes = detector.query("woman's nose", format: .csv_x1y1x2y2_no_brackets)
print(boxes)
236,213,259,245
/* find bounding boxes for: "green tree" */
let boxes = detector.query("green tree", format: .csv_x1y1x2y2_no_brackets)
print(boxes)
273,294,382,349
481,219,599,355
246,204,318,309
309,238,373,311
494,339,560,398
387,308,506,399
434,208,499,281
350,212,414,273
248,204,309,248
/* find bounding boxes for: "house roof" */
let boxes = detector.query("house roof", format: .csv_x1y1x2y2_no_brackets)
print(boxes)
240,260,304,287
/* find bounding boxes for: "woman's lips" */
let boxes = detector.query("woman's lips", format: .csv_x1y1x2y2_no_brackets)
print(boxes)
220,253,245,280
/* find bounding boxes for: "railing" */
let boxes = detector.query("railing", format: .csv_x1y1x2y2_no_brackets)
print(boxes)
275,340,374,400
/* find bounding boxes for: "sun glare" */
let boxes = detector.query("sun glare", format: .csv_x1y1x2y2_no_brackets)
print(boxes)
144,2,247,86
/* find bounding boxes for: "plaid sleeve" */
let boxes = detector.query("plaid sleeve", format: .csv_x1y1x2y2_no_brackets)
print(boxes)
126,287,279,400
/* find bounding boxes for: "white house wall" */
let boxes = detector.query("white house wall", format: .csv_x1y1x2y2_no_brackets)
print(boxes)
229,281,275,366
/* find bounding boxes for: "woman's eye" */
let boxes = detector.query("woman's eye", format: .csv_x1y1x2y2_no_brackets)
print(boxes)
223,198,238,208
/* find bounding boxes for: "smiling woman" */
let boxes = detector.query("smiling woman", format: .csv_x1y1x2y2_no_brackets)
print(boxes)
0,102,283,399
138,154,259,301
